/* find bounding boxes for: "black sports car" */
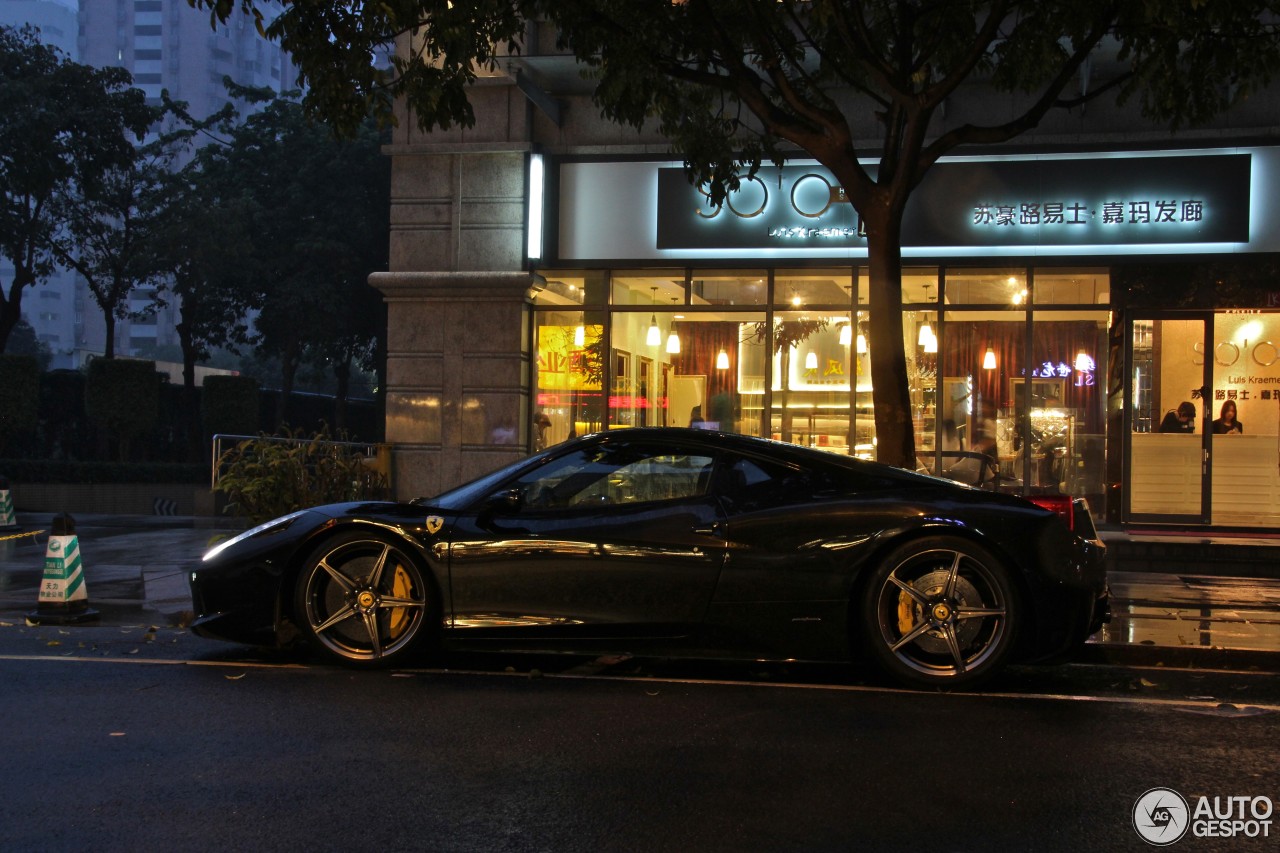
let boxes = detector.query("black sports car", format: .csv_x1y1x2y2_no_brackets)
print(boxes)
191,428,1108,688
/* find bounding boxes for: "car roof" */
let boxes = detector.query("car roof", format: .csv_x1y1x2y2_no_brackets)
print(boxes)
583,427,933,485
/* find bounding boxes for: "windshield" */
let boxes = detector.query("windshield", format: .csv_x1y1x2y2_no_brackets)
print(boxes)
412,446,557,511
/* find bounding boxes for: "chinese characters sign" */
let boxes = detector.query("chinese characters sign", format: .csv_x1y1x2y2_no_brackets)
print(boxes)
653,154,1250,250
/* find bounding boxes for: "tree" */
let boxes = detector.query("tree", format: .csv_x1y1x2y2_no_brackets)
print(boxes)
189,0,1280,467
49,106,176,360
149,97,256,459
0,25,154,355
199,83,389,430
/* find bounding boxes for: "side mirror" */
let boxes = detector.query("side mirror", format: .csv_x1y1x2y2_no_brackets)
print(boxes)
484,488,523,513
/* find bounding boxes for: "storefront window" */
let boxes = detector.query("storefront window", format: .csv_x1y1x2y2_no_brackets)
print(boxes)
1210,312,1280,526
533,311,604,448
609,310,768,436
944,268,1028,306
532,271,596,307
1033,268,1110,305
935,310,1025,483
909,306,938,457
611,270,686,306
532,267,1111,505
665,311,762,432
902,268,940,304
690,270,768,306
774,269,854,308
1027,313,1108,504
768,309,862,454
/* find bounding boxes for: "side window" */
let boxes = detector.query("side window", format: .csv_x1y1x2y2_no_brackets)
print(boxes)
719,455,820,512
498,444,714,511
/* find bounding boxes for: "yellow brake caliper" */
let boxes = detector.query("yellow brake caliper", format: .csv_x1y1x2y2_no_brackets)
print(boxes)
386,564,412,638
897,588,918,636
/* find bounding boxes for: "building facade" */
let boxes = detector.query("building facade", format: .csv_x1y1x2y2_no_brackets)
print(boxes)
372,38,1280,529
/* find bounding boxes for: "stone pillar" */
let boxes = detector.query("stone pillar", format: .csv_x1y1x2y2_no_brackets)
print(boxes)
371,271,535,500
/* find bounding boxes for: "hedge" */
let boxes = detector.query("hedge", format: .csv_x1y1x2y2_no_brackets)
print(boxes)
0,459,205,484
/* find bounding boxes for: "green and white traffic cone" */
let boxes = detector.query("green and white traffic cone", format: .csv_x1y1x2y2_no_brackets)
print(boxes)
28,513,99,625
0,476,17,531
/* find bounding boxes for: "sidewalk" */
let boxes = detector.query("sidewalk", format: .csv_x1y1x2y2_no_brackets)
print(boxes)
1,513,1278,666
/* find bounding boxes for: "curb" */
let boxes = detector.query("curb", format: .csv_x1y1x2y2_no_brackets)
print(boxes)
1079,642,1280,671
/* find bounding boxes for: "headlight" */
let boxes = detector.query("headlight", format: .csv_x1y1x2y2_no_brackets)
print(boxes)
202,510,310,562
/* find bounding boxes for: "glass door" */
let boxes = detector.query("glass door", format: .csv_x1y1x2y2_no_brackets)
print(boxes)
1125,316,1211,523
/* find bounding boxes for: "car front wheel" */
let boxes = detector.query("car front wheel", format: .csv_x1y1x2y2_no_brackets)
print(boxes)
294,532,434,667
861,536,1018,689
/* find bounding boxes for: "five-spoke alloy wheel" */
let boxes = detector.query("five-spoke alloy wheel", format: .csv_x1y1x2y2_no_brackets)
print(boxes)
294,532,433,667
861,536,1019,688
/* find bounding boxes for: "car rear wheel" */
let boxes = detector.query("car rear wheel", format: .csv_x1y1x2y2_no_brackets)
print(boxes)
294,532,434,667
860,536,1018,689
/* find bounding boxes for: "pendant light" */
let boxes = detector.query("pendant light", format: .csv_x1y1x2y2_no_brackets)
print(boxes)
574,324,585,347
918,286,935,347
918,321,933,347
923,331,937,354
665,298,681,354
646,286,661,346
1074,350,1092,372
839,322,852,347
856,332,867,354
716,348,730,370
983,347,997,370
805,351,818,370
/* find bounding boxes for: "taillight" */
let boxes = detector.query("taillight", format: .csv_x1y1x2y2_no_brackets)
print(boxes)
1028,494,1074,531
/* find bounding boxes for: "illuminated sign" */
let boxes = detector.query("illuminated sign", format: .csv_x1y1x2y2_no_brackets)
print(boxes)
653,154,1250,250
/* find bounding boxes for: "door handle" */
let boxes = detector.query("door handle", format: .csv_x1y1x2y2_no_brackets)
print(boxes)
692,523,724,537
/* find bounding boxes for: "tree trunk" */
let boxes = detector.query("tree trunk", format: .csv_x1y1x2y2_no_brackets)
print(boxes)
333,355,351,433
0,267,35,353
176,313,204,463
862,205,917,470
276,337,300,429
103,312,117,359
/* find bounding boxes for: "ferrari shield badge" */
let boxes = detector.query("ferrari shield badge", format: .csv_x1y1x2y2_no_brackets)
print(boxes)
425,516,444,535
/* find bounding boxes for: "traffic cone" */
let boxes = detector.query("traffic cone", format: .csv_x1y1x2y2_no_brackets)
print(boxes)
0,476,17,531
28,513,99,625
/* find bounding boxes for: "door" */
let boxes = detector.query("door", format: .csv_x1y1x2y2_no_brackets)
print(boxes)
1126,316,1211,523
446,439,726,639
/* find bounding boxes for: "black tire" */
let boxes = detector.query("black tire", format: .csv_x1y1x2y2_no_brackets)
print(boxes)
294,531,435,668
859,535,1019,689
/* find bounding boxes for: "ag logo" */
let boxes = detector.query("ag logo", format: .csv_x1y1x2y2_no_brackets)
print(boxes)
1134,787,1190,846
425,516,444,535
48,539,62,553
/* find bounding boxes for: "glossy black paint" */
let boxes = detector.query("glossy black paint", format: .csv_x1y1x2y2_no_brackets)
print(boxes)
190,428,1107,668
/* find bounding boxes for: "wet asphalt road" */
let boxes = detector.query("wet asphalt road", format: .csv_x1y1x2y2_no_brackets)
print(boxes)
3,517,1280,850
2,621,1279,852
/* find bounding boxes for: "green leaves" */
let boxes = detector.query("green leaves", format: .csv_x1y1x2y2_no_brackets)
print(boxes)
214,424,390,524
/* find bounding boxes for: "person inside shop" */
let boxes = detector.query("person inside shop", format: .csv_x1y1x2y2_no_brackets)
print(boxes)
1212,400,1243,434
1158,401,1197,433
533,410,553,450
